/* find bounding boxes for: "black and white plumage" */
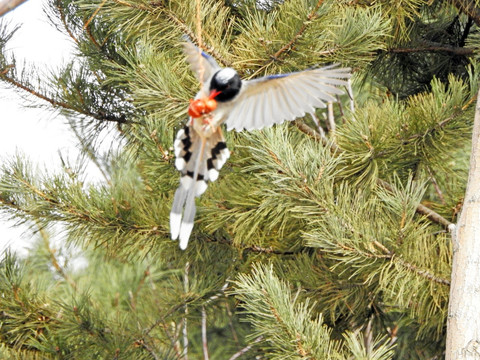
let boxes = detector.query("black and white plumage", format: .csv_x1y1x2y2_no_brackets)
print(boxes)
171,125,230,250
170,41,351,249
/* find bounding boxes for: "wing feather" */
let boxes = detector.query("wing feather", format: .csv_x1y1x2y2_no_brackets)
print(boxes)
257,90,269,129
225,66,351,131
262,89,274,129
182,41,221,84
275,86,296,119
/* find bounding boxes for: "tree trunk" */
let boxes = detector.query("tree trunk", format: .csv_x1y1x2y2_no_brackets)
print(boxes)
0,0,27,17
446,90,480,359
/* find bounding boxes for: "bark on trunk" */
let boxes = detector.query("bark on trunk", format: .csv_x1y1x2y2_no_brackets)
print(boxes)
0,0,28,17
446,90,480,359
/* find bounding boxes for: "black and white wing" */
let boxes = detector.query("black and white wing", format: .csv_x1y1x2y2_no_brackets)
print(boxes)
182,41,221,84
224,66,351,132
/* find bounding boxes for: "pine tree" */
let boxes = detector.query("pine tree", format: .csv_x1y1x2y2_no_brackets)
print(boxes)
0,0,479,358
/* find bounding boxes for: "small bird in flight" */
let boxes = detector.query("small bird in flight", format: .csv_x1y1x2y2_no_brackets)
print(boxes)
171,40,351,249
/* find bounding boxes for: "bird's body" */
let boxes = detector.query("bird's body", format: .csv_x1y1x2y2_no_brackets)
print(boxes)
170,41,351,249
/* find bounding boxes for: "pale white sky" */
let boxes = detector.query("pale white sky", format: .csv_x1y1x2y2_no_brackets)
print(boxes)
0,0,104,257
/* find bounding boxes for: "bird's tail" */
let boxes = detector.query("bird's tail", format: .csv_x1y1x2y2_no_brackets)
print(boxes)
170,125,230,249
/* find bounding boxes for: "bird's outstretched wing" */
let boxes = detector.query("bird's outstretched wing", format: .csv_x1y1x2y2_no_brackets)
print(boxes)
182,41,221,84
224,66,351,132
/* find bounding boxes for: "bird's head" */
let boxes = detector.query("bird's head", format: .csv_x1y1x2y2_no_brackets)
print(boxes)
210,68,242,102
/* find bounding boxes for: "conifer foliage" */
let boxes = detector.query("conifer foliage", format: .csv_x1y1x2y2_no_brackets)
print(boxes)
0,0,479,358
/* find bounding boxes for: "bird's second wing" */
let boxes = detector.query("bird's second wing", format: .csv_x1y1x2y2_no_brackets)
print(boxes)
224,66,351,132
183,41,221,84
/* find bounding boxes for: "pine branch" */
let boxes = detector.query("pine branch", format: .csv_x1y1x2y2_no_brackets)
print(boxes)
143,303,185,337
451,0,480,27
294,120,453,228
270,0,325,62
371,240,450,286
334,235,450,285
377,179,452,228
110,0,232,67
388,43,474,56
0,184,303,256
395,256,451,286
0,69,130,124
54,1,80,45
0,0,27,17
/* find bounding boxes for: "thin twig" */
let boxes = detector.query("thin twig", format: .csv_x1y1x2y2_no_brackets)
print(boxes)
130,268,150,310
271,0,324,61
195,0,205,84
309,112,326,137
183,262,190,360
388,44,474,56
395,256,450,285
426,165,446,205
111,0,233,67
68,122,112,185
225,301,239,346
55,1,80,45
228,336,263,360
204,281,230,305
140,340,160,360
37,222,78,291
335,95,346,124
327,101,335,135
83,0,108,30
201,306,209,360
294,119,341,153
347,79,355,114
143,303,185,337
364,316,374,355
371,240,451,285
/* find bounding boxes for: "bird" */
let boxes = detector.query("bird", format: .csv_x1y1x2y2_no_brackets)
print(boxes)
170,40,351,250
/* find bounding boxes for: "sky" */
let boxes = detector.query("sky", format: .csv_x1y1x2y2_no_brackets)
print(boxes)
0,0,95,256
